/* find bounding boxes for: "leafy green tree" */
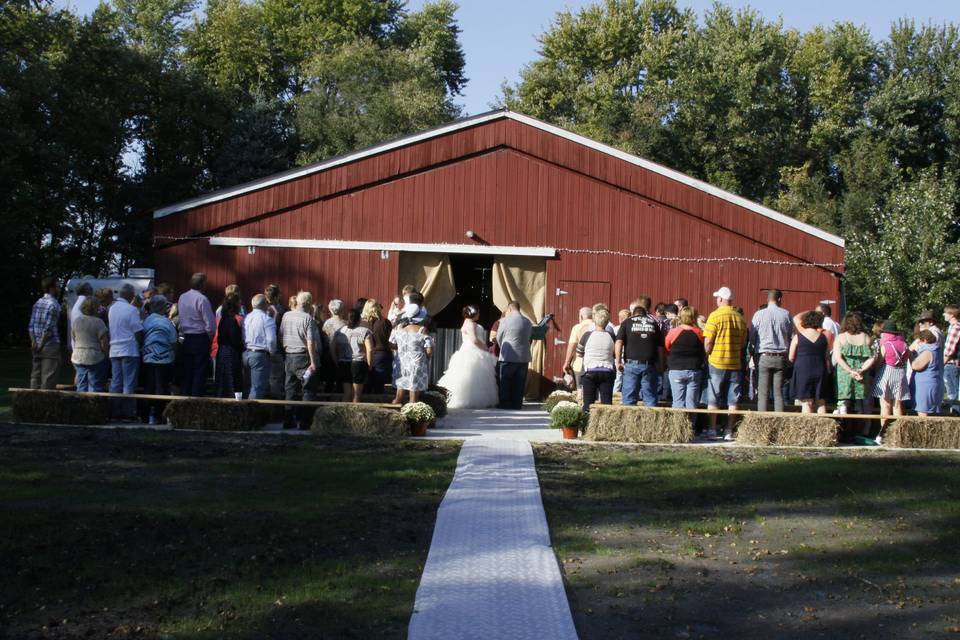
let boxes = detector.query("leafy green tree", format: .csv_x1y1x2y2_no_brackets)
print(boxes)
209,92,298,188
845,168,960,326
868,21,960,175
296,36,462,162
502,0,694,162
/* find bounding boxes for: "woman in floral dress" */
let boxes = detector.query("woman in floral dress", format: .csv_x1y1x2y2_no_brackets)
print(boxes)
389,305,434,404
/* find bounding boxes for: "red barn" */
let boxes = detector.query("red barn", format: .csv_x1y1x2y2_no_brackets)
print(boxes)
153,110,844,395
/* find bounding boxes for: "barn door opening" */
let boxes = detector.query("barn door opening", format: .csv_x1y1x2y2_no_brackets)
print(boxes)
430,254,498,329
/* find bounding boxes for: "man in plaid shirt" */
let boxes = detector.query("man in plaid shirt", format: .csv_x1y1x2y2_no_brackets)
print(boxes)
28,277,62,389
942,305,960,414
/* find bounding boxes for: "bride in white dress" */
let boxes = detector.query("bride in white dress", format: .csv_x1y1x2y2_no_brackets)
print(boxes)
438,306,499,409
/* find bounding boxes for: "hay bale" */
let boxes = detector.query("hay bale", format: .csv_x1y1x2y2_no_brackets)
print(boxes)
163,399,267,430
11,390,109,425
885,417,960,449
584,405,693,443
736,414,838,447
311,405,407,438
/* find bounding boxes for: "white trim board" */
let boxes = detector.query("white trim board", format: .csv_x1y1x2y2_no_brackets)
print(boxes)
208,237,557,258
156,110,843,248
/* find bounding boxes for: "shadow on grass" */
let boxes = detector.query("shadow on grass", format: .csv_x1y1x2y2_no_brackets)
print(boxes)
0,425,460,639
534,445,960,640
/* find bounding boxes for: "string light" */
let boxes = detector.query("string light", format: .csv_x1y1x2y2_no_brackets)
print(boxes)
560,248,843,269
153,236,843,269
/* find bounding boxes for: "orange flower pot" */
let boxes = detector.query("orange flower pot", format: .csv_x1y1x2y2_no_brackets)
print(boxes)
410,422,428,437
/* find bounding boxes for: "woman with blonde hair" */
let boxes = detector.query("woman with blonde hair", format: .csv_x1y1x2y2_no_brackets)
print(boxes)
360,299,393,394
71,297,110,392
664,306,704,409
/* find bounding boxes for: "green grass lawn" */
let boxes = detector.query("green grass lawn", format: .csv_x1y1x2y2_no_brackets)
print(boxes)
535,445,960,640
1,426,459,639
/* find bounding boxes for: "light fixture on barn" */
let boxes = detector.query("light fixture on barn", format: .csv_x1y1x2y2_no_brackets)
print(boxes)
247,246,256,255
465,230,489,246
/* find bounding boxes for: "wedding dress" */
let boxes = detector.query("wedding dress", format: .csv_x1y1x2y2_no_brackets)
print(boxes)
438,320,499,409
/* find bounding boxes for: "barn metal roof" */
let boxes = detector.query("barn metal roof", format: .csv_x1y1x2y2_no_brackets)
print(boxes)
153,109,844,248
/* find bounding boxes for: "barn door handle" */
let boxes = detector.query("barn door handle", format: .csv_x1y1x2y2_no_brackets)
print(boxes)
556,288,568,296
554,337,566,346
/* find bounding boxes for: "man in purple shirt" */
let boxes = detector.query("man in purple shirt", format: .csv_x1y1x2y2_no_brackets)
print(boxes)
177,272,216,396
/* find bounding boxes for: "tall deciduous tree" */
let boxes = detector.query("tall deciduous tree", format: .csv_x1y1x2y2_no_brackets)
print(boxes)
845,168,960,326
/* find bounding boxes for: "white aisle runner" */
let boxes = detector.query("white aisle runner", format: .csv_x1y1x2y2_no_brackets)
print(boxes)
408,437,579,640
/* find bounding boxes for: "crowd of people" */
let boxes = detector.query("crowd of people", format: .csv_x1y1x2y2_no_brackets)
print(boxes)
26,274,958,441
562,286,959,443
26,272,535,430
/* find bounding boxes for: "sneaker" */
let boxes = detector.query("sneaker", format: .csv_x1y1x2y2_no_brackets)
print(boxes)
723,431,735,441
148,415,159,426
874,434,883,446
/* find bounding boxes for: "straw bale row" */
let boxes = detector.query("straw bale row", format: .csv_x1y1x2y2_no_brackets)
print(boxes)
584,405,694,444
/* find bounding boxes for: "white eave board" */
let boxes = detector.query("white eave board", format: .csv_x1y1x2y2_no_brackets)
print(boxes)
208,237,557,258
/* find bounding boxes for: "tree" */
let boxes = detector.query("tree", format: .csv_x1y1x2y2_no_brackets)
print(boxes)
502,0,694,162
845,168,960,327
296,36,462,162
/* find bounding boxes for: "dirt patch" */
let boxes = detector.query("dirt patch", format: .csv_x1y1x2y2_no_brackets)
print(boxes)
534,443,960,640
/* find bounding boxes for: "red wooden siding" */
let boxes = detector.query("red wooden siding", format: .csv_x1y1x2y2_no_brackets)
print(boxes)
154,114,843,384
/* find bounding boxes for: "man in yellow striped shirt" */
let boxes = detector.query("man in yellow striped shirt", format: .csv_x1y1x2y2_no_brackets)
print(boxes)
703,286,747,439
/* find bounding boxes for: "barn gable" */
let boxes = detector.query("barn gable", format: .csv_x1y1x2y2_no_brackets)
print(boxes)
154,110,844,272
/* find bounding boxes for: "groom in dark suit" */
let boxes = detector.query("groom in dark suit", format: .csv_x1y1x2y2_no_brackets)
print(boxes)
495,301,533,409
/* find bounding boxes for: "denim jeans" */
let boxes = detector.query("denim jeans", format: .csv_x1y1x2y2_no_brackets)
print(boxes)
756,353,789,412
621,360,659,407
243,350,271,399
110,356,140,419
74,361,106,392
944,363,959,406
668,369,701,409
706,364,743,408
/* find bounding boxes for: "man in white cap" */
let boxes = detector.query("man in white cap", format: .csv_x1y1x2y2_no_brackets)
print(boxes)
703,286,747,439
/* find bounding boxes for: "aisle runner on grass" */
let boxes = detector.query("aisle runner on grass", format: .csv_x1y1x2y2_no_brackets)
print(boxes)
408,437,578,640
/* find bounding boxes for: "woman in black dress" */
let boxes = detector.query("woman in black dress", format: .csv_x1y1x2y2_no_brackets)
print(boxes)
214,292,244,398
789,310,832,414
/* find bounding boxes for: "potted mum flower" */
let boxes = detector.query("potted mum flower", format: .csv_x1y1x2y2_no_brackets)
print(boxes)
401,401,436,437
550,400,587,440
543,390,577,413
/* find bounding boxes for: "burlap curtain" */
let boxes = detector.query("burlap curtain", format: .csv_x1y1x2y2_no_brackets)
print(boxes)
492,256,547,398
397,252,456,316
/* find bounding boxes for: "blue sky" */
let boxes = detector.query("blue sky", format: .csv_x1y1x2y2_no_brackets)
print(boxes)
58,0,960,115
